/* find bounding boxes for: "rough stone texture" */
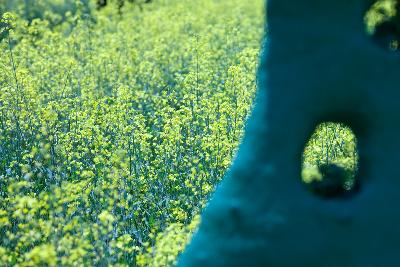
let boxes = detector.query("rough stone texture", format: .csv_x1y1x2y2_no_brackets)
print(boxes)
178,0,400,266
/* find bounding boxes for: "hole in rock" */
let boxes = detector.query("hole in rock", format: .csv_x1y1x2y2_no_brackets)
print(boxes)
301,122,359,199
365,0,400,52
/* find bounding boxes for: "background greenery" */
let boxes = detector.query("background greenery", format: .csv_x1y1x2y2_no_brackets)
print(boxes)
0,0,263,265
1,0,397,266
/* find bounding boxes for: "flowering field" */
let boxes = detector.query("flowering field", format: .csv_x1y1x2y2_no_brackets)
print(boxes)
0,0,264,265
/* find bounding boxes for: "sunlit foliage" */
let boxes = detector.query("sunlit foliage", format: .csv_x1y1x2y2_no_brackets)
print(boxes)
0,0,264,265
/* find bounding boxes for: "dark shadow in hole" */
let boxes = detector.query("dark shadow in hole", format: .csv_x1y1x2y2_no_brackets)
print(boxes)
306,163,361,199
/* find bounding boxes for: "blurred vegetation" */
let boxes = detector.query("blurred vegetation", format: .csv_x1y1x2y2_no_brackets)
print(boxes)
0,0,91,26
96,0,153,14
365,0,400,51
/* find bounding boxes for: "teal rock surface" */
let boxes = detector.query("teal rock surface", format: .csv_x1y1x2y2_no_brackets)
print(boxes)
179,0,400,266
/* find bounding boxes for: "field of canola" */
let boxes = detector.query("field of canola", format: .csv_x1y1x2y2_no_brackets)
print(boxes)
0,0,264,265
